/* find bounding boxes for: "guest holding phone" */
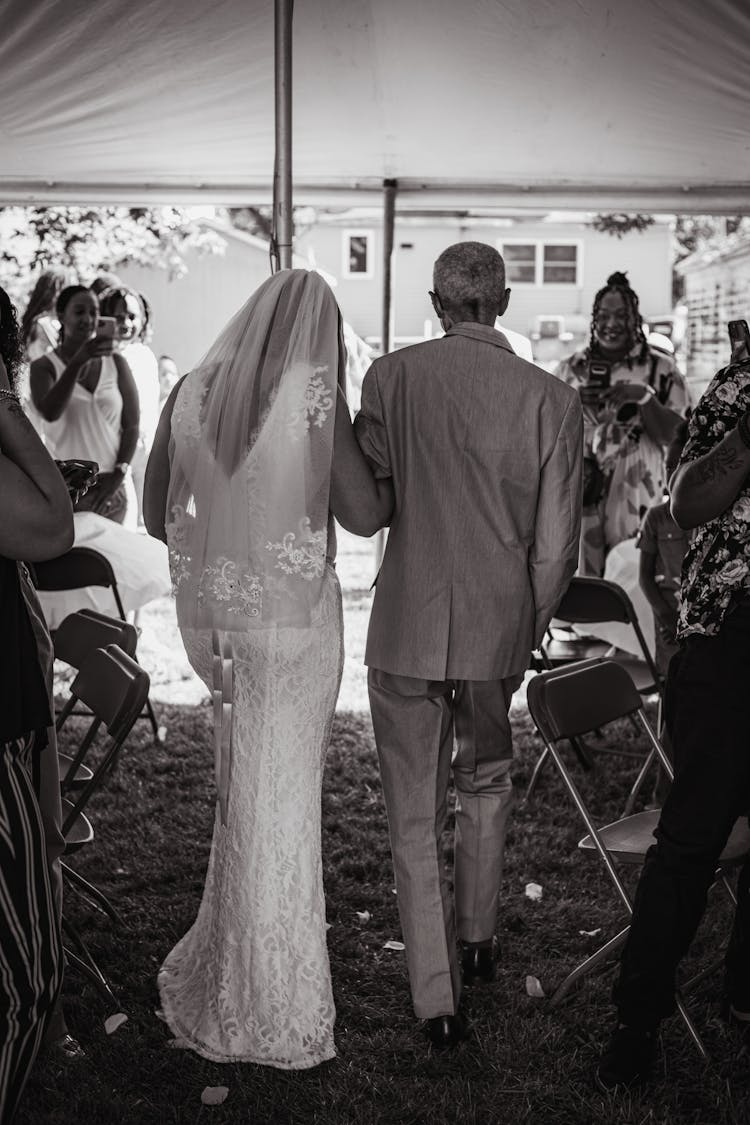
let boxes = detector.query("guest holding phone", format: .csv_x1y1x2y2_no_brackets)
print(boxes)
30,285,139,528
554,272,689,576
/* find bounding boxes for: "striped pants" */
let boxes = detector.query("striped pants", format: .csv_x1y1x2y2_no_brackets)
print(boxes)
0,733,62,1124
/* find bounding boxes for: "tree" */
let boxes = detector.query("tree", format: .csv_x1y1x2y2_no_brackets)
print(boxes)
0,206,226,303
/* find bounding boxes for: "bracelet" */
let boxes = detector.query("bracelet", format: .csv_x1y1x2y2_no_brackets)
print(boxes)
0,388,20,405
737,410,750,450
636,385,656,406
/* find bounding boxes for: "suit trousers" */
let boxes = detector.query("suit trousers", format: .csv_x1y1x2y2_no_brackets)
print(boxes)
613,607,750,1029
368,667,523,1019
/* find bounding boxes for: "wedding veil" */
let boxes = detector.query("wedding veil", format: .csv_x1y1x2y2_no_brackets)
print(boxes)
165,269,342,633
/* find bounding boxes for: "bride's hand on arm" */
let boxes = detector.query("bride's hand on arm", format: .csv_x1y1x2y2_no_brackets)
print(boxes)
330,388,393,537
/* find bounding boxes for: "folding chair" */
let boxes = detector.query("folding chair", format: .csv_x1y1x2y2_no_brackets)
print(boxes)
53,609,139,790
526,575,664,805
31,547,161,740
526,658,750,1057
57,643,151,1008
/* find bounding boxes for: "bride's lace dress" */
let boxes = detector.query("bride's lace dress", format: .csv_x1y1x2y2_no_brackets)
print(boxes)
157,372,344,1069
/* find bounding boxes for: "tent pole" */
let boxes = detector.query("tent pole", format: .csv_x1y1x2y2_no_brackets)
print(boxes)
381,178,397,352
274,0,293,270
373,177,398,577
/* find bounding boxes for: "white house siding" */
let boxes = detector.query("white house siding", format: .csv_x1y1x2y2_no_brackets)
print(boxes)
294,215,673,351
118,228,273,377
677,240,750,401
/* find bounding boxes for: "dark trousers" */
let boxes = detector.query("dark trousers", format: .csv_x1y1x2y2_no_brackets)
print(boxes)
613,606,750,1029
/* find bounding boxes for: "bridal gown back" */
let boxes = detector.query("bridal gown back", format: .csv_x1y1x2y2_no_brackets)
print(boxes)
158,366,344,1069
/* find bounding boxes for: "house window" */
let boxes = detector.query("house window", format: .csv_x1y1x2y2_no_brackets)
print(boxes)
543,244,579,285
503,243,537,284
343,231,373,278
499,240,581,286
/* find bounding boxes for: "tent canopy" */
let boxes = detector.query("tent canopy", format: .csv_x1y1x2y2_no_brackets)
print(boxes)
2,0,749,212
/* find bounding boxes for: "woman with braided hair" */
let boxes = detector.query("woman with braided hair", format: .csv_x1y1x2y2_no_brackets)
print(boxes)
555,271,689,575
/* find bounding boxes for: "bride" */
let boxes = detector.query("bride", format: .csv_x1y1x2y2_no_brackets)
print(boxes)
143,270,392,1068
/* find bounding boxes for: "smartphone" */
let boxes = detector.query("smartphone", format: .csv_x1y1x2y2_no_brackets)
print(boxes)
728,319,750,361
55,459,99,495
579,359,612,406
94,316,118,347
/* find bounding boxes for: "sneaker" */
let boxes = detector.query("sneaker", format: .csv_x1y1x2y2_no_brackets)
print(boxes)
596,1025,657,1091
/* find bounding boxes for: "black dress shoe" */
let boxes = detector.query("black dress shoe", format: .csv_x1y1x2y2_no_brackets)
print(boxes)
424,1012,469,1049
595,1025,657,1091
461,937,499,984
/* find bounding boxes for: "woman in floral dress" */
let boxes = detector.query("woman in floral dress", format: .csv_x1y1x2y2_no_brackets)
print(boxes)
143,270,392,1068
555,272,690,575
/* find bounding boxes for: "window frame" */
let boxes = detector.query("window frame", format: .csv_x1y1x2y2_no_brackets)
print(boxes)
498,238,583,287
342,229,374,280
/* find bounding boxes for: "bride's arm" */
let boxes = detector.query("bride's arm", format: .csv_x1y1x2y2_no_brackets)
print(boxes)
330,387,393,537
143,376,186,543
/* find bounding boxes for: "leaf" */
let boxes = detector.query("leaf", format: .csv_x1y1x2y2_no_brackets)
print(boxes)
201,1087,229,1106
104,1012,128,1035
524,882,543,901
356,910,371,923
525,975,546,998
383,939,405,951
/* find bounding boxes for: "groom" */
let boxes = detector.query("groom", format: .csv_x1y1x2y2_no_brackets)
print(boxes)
354,241,583,1047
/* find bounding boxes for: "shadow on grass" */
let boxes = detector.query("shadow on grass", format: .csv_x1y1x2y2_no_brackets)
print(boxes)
16,702,750,1125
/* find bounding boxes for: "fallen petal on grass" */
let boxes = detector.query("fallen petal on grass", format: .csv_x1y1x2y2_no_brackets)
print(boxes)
524,882,543,901
104,1012,128,1035
356,910,371,922
383,939,405,951
201,1087,229,1105
579,928,602,937
525,975,546,998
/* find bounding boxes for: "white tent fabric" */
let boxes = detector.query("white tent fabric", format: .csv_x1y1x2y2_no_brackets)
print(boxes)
2,0,749,210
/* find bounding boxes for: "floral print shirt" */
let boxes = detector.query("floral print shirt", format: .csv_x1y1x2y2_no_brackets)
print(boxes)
677,357,750,639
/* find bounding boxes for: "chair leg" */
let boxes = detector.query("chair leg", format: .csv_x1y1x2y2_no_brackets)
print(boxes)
675,990,708,1058
143,695,160,740
524,745,551,803
61,861,127,928
62,917,120,1010
550,925,630,1005
621,747,657,818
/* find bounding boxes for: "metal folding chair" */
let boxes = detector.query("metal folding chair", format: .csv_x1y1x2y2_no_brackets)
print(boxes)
53,609,139,790
31,548,161,741
57,643,151,1008
526,658,750,1058
527,575,665,806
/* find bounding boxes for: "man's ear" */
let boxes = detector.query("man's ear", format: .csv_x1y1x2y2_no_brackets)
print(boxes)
498,288,511,316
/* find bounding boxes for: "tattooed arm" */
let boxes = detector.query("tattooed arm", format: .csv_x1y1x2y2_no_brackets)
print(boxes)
671,419,750,529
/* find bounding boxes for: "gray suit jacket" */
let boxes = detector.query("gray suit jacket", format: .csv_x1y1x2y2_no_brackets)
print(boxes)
354,322,583,680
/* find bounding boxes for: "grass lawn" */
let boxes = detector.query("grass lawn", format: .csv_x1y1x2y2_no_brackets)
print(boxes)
16,531,750,1125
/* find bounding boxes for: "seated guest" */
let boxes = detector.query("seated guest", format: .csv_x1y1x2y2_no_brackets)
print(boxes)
29,285,140,529
0,285,73,1120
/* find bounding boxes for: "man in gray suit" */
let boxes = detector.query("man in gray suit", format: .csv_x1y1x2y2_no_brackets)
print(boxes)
354,242,583,1048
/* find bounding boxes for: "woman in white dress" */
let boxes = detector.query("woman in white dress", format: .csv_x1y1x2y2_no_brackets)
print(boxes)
143,269,392,1069
29,285,140,528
